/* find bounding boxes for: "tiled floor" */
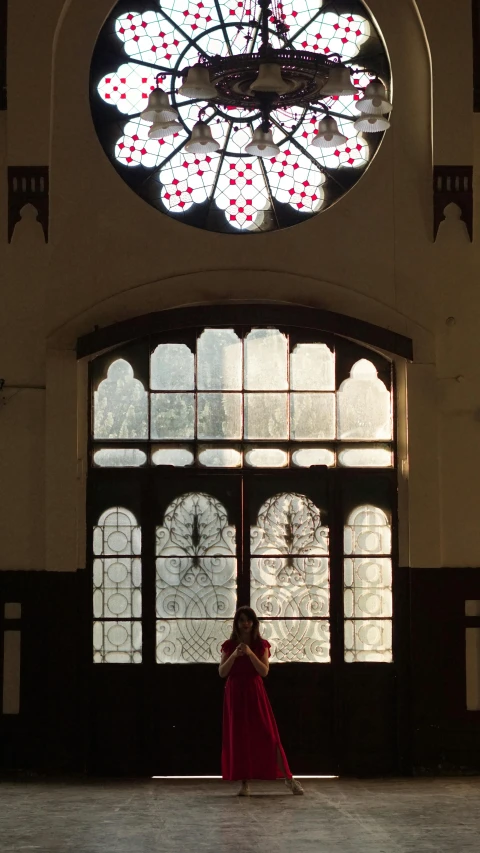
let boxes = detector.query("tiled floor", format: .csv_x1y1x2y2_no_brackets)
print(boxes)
1,777,480,852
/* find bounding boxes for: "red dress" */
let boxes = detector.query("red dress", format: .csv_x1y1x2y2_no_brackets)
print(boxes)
220,638,292,781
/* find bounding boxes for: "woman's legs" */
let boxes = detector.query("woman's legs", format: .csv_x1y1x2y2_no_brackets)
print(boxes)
276,746,292,779
276,745,304,795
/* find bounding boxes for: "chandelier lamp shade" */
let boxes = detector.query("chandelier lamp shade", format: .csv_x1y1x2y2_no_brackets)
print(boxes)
312,116,348,149
92,0,393,233
136,0,392,159
184,121,221,153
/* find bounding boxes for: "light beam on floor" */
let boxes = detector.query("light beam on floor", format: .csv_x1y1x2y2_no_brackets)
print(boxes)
152,775,338,779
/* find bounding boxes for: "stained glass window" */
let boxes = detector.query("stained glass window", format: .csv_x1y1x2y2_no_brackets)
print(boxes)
251,492,330,662
90,1,391,233
93,507,142,663
156,492,236,662
344,505,392,662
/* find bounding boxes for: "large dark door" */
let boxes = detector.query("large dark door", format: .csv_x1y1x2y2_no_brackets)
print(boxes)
87,465,402,776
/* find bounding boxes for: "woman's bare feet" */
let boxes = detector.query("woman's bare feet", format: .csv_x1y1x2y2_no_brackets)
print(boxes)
237,780,251,796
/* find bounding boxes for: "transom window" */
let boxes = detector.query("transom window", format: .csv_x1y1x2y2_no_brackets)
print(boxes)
89,326,396,665
92,327,393,467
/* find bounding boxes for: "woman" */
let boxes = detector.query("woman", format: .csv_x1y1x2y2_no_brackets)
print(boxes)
219,606,304,796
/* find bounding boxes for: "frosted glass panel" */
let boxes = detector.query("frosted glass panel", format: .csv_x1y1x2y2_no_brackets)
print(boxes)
290,393,335,439
337,359,392,439
156,619,231,663
251,492,329,556
260,620,330,662
244,329,288,390
151,446,194,466
338,447,392,467
93,558,142,619
344,619,392,662
156,557,236,618
93,507,141,556
244,393,288,439
156,492,236,557
151,393,195,439
197,329,242,390
292,448,335,467
93,620,142,663
198,447,242,467
344,558,392,618
151,344,194,390
93,448,147,467
94,359,148,439
197,393,242,439
290,343,335,390
251,557,329,617
245,448,288,467
344,506,391,555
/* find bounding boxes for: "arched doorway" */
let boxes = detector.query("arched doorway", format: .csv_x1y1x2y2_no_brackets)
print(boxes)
84,309,409,775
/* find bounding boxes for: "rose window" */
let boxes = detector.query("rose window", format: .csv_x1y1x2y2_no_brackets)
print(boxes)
90,1,391,233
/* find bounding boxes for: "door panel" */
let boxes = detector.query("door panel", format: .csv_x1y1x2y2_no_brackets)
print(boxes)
87,467,400,776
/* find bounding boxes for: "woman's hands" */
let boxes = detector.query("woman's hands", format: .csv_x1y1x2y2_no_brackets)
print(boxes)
238,642,253,656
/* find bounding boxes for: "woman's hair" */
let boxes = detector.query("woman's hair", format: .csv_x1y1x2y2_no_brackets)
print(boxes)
230,606,261,645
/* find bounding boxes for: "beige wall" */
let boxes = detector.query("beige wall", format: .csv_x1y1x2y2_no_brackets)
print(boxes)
0,0,478,571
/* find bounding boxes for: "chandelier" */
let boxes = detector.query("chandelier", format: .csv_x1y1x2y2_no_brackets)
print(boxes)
139,0,392,157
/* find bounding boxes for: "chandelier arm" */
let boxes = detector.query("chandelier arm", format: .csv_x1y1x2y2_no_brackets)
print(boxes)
247,8,263,54
207,122,233,204
257,156,280,230
309,104,357,122
110,58,175,76
212,0,233,56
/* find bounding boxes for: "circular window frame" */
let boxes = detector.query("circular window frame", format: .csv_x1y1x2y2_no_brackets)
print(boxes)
90,0,391,233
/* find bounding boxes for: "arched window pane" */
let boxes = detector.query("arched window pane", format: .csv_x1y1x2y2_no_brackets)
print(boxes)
94,359,148,439
244,329,288,390
197,329,242,390
290,343,335,390
344,505,391,555
93,507,141,556
156,493,237,662
344,505,392,663
251,493,330,661
151,344,194,390
93,507,142,663
337,359,392,439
